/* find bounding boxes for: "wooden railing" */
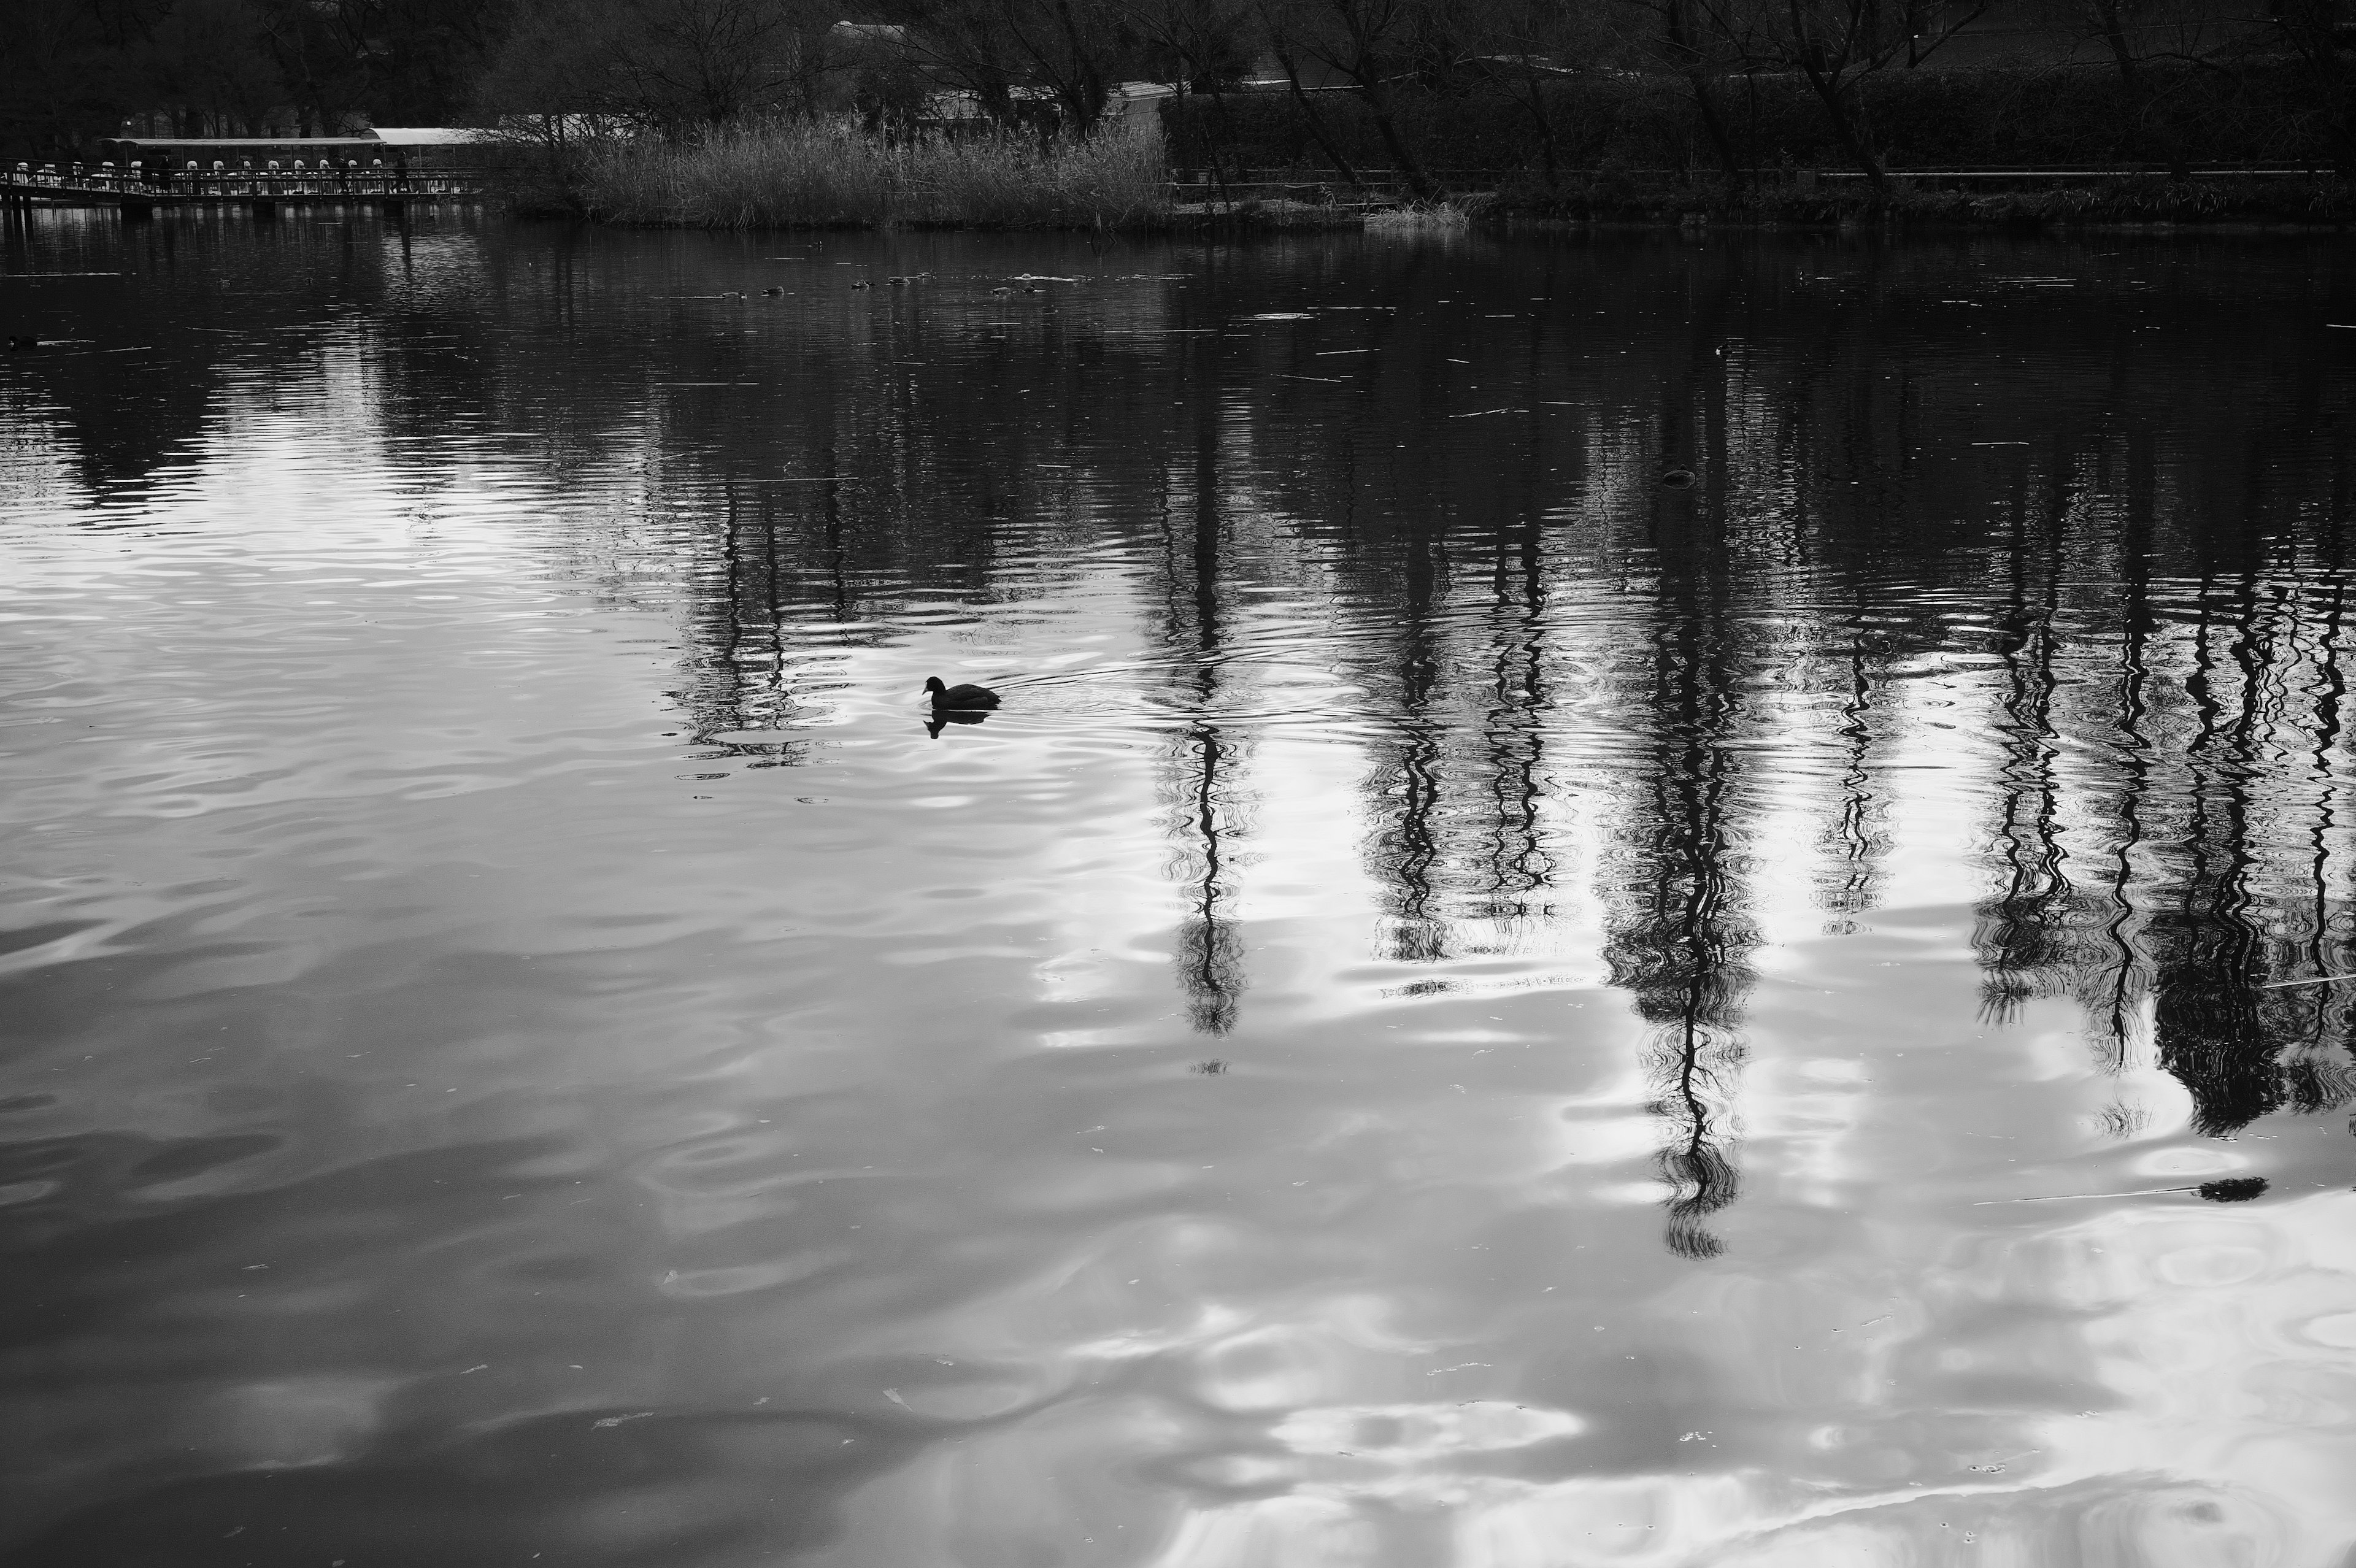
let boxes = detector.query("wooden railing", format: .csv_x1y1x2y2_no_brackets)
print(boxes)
1169,163,2326,196
3,161,484,201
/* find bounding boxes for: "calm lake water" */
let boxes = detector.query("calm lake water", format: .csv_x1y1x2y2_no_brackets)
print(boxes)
5,210,2356,1567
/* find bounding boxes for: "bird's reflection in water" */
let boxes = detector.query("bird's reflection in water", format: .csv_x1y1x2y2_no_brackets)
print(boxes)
924,709,990,740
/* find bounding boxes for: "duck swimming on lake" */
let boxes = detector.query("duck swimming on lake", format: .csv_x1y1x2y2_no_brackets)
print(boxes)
925,677,1000,710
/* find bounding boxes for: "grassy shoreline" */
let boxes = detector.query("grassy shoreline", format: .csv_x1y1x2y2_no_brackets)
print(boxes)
535,121,1171,231
508,123,2355,234
1487,174,2356,231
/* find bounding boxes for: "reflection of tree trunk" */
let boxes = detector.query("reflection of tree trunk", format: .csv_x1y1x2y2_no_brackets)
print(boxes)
1180,721,1242,1034
1824,635,1882,920
1481,515,1552,912
1601,499,1754,1261
1388,531,1446,960
2154,583,2277,1134
820,442,849,626
1165,408,1246,1034
2095,435,2157,1070
1977,472,2071,1023
2291,569,2350,1105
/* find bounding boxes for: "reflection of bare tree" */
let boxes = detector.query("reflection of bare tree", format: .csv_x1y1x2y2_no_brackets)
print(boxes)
1599,507,1758,1261
2147,578,2276,1133
1366,527,1452,964
2285,568,2356,1111
599,235,2356,1160
1158,413,1249,1034
1477,514,1557,925
1974,469,2074,1026
1816,614,1891,932
2085,437,2158,1074
1955,442,2356,1136
676,484,815,759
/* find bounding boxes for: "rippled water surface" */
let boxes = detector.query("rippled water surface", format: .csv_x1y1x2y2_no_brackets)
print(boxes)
6,212,2356,1566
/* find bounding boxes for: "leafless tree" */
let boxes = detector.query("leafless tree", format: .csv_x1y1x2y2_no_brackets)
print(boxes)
864,0,1153,136
1255,0,1445,193
1684,0,1989,196
480,0,835,136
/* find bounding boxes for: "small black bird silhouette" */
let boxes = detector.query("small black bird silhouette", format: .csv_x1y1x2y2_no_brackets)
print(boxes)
851,280,872,290
924,676,1000,710
6,335,37,352
763,286,783,296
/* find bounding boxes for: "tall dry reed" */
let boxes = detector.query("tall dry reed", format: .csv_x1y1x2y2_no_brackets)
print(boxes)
579,120,1170,230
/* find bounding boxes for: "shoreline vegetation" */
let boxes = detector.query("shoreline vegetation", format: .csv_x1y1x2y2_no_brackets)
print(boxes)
507,123,2356,234
1490,173,2356,230
542,121,1172,229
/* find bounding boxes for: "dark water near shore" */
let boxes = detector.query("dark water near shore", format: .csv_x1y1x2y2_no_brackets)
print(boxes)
6,209,2356,1566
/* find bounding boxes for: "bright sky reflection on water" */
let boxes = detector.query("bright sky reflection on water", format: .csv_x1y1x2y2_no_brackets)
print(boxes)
2,211,2355,1566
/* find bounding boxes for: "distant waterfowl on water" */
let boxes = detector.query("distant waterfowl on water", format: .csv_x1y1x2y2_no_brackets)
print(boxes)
7,335,37,352
925,677,1000,710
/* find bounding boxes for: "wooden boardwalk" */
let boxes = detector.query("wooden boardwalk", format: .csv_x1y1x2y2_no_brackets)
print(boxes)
4,164,483,212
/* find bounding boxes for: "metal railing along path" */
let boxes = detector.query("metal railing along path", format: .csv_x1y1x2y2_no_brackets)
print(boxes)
2,160,485,206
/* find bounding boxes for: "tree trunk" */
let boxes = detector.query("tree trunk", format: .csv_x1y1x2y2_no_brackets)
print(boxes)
1665,0,1744,185
2094,0,2188,180
1785,0,1887,197
1051,0,1108,136
2275,0,2356,177
1687,71,1744,185
1203,79,1240,202
1794,63,1885,196
1274,45,1361,188
1351,72,1438,198
1528,88,1558,186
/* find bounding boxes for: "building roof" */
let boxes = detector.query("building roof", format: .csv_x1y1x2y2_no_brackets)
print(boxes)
102,128,493,152
368,128,498,145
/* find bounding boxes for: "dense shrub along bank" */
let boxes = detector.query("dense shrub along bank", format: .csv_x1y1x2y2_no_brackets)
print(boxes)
533,121,1171,229
1162,61,2325,182
1488,175,2356,227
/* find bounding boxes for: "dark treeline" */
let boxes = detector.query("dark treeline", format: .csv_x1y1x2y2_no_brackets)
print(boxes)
1167,60,2329,189
9,0,2354,187
0,0,514,144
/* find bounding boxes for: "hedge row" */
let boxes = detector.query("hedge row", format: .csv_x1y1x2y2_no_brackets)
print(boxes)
1161,60,2328,180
